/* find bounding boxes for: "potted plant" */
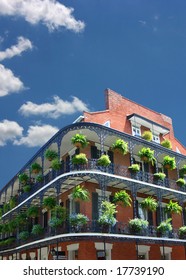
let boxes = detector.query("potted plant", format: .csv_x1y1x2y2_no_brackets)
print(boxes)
113,190,132,207
157,218,172,237
45,149,58,161
161,139,172,150
165,200,182,215
42,196,56,210
48,217,63,228
97,154,111,167
26,205,39,218
71,185,90,201
178,226,186,239
23,185,31,193
179,165,186,178
31,162,42,174
142,131,153,141
69,213,89,232
71,133,89,148
18,173,29,185
111,139,128,155
18,231,30,241
128,218,149,235
162,155,176,170
72,153,88,165
140,196,158,212
9,196,17,209
98,201,117,232
176,178,186,187
31,224,44,235
36,174,44,183
153,172,166,181
138,147,156,165
51,159,62,170
128,164,140,172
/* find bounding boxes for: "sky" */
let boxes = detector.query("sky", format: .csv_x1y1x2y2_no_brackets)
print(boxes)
0,0,186,190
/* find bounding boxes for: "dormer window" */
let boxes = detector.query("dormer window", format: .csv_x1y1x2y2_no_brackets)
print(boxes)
152,134,160,144
132,125,141,137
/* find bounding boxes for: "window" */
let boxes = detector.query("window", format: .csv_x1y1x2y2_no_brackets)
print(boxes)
137,245,150,260
103,121,110,127
160,247,172,260
152,134,160,143
132,125,141,136
138,203,148,220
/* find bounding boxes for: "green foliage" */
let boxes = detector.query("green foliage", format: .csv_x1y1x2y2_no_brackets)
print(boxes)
128,218,149,233
162,155,176,170
26,205,39,218
36,174,44,182
128,164,140,172
72,153,88,165
9,196,17,209
142,131,153,141
18,231,30,241
178,226,186,238
48,217,63,228
165,200,182,214
23,185,31,193
51,159,62,170
157,218,172,233
45,149,58,161
71,133,89,148
31,224,44,235
69,213,89,226
111,139,128,155
51,205,67,220
141,197,158,212
161,139,172,149
98,201,117,226
97,154,111,167
42,196,56,210
138,147,156,165
176,178,186,187
153,172,166,180
113,190,132,207
31,162,42,173
19,173,29,184
179,165,186,178
71,185,90,201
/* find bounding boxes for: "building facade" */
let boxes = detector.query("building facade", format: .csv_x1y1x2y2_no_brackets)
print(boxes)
0,88,186,260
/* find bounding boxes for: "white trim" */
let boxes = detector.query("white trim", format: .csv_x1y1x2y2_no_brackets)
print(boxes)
67,243,79,251
95,242,113,260
137,245,150,260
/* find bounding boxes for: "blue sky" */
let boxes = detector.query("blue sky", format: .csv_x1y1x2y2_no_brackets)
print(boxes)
0,0,186,190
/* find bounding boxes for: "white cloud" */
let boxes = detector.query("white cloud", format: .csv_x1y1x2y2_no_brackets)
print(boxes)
19,95,89,119
0,0,85,32
0,64,25,97
13,124,59,147
0,119,23,146
0,36,33,61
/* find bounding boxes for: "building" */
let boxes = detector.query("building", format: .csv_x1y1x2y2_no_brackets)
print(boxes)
0,88,186,260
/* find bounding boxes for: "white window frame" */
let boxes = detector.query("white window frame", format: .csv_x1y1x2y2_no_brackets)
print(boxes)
137,245,150,260
152,134,160,144
160,246,172,260
95,242,113,260
132,125,141,137
67,243,79,260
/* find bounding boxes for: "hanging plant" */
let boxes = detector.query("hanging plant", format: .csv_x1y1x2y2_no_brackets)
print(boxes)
42,196,56,210
72,153,88,165
19,173,29,185
161,139,172,150
31,224,44,235
142,131,153,141
140,197,158,212
45,149,58,161
51,159,62,170
178,226,186,239
69,213,89,226
97,154,111,167
18,231,30,241
48,217,63,228
157,218,172,235
23,185,31,193
128,164,140,172
162,155,176,170
128,218,149,234
71,133,89,148
71,185,90,201
138,147,156,165
31,162,42,174
153,172,166,181
36,174,44,182
179,165,186,178
51,205,67,220
98,201,117,227
111,139,128,155
176,178,186,187
26,205,39,218
113,190,132,207
165,200,182,215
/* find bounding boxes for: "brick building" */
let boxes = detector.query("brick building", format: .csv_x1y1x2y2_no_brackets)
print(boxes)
0,88,186,260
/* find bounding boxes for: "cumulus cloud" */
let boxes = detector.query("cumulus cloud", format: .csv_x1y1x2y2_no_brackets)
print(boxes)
0,64,25,97
0,119,23,146
0,36,33,61
0,0,85,32
19,96,89,119
13,124,59,147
